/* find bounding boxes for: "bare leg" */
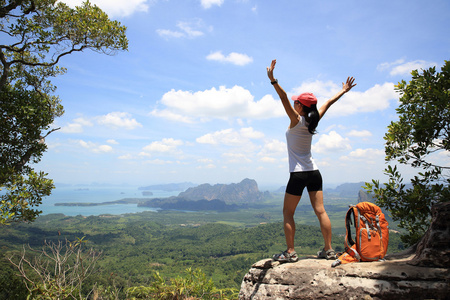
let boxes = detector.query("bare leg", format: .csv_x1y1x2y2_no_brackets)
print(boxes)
309,191,332,250
283,192,301,253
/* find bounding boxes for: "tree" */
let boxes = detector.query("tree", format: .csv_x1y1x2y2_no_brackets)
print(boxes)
8,238,102,299
365,60,450,246
0,0,128,224
126,268,239,300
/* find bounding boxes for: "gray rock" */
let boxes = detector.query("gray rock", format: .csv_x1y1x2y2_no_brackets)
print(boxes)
239,201,450,299
239,255,449,299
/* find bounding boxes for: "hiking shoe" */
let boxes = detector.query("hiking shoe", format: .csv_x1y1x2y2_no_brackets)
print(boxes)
273,250,299,263
317,248,337,260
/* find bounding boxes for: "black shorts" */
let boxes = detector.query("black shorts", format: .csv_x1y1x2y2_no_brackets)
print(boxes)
285,170,323,196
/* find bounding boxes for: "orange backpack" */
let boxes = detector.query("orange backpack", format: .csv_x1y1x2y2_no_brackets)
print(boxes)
332,202,389,267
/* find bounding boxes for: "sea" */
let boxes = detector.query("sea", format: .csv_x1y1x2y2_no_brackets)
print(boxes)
37,185,180,217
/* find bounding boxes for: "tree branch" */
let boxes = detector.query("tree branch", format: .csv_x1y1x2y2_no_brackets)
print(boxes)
0,0,24,18
9,44,88,68
0,49,11,90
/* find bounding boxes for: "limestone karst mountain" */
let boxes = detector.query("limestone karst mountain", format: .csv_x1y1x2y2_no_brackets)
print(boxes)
138,178,266,211
177,178,265,203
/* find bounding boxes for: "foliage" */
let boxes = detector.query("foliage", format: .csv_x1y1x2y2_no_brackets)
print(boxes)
126,268,238,300
8,237,102,299
365,60,450,246
0,208,406,298
0,258,29,300
91,283,122,300
0,0,128,224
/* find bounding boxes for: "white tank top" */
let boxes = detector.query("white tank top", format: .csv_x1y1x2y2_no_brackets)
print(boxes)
285,116,318,172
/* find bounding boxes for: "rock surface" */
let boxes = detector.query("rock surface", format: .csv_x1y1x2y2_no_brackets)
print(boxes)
239,253,449,300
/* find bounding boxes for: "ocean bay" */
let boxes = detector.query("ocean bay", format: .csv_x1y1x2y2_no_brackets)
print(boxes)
40,185,179,216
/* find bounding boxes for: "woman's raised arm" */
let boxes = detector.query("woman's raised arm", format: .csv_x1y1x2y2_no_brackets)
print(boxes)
318,76,356,119
267,59,299,127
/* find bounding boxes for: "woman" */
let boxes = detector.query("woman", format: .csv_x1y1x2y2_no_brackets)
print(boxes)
267,59,356,262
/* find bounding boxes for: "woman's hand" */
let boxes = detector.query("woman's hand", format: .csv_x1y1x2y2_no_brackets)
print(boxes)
267,59,276,81
342,76,356,93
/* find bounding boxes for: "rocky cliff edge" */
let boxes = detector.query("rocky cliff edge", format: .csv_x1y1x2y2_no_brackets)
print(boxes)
239,201,450,300
239,252,449,300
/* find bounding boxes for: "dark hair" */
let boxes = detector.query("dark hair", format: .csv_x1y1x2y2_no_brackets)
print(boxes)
302,104,319,134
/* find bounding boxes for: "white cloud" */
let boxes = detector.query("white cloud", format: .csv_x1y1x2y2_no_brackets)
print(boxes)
59,0,150,17
197,163,216,169
377,59,437,76
197,158,213,164
107,139,119,145
144,159,174,165
340,148,385,164
46,141,62,151
200,0,224,9
142,138,183,154
293,80,398,117
138,151,152,157
206,51,253,66
312,131,351,154
97,112,142,130
259,156,277,163
152,80,400,124
74,117,92,126
346,148,384,159
157,19,211,39
196,127,263,146
60,117,93,133
240,127,265,139
96,145,114,153
151,85,283,123
196,129,240,145
77,140,113,153
347,130,372,138
60,123,84,134
332,83,398,116
155,29,184,39
376,59,405,72
78,140,92,149
258,139,286,157
177,21,205,37
148,109,195,123
222,152,252,163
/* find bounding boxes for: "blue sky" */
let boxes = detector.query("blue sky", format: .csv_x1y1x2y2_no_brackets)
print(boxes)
39,0,450,189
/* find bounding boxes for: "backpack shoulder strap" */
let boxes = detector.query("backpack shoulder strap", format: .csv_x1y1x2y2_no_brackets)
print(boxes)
345,206,356,247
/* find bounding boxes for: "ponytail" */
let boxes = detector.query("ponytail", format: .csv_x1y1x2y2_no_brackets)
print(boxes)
303,104,319,134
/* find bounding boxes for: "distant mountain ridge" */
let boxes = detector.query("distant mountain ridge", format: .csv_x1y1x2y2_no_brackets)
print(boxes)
325,182,367,197
274,182,368,198
178,178,264,204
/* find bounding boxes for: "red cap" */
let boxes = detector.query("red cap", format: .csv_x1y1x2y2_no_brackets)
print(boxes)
291,92,317,107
